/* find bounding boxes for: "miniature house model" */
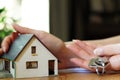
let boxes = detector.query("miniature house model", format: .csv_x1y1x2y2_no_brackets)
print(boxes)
0,34,58,78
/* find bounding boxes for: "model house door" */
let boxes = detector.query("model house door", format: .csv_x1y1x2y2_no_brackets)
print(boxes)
49,60,55,75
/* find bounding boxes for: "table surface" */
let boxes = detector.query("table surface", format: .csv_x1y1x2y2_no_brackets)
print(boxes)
2,71,120,80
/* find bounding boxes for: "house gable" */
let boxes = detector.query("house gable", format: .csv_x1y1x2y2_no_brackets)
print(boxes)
15,36,57,62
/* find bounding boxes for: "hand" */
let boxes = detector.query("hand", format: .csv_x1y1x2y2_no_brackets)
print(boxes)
0,24,78,69
66,40,97,71
94,44,120,70
1,24,65,53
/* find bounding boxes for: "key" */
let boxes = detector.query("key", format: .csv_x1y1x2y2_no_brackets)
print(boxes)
89,57,109,75
95,57,109,67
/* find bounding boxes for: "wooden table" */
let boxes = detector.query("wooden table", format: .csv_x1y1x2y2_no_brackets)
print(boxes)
2,72,120,80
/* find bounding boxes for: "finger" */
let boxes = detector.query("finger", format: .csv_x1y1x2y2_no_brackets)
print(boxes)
0,48,3,55
12,24,45,41
70,58,95,71
109,55,120,70
1,32,18,53
1,36,12,53
66,43,92,60
73,40,95,56
10,32,19,42
94,44,120,56
12,24,36,34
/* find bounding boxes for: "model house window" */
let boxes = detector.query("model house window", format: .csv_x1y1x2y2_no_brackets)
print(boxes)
31,46,38,56
26,61,38,69
5,60,10,71
31,46,36,54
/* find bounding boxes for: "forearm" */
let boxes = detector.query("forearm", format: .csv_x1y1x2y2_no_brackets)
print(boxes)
84,35,120,46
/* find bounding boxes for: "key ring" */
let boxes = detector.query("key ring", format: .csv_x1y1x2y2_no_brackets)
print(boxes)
96,67,105,75
96,61,105,75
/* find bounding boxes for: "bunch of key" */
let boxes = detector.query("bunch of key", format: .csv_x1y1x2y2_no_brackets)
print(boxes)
89,57,109,75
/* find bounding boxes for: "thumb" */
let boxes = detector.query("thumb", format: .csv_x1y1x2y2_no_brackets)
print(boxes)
109,55,120,70
94,44,120,56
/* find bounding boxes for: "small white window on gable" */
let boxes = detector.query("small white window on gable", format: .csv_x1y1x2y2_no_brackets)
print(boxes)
31,46,37,56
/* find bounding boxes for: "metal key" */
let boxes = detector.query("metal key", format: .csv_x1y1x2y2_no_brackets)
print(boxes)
89,57,109,75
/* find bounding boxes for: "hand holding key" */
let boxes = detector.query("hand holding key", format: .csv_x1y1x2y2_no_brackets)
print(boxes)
67,39,120,72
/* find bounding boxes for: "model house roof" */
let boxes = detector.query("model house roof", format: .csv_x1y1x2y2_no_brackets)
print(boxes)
1,34,34,61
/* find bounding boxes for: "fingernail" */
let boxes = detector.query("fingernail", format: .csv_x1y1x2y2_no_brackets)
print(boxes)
72,40,79,44
66,44,72,48
94,48,103,55
72,39,77,42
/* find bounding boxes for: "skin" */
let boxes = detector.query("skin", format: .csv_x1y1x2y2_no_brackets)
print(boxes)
1,24,120,72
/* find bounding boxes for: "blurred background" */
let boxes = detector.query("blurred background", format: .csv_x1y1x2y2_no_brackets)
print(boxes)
50,0,120,41
0,0,49,44
0,0,120,44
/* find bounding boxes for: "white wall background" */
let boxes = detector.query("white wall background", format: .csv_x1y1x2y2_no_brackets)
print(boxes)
20,0,49,32
0,0,49,32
